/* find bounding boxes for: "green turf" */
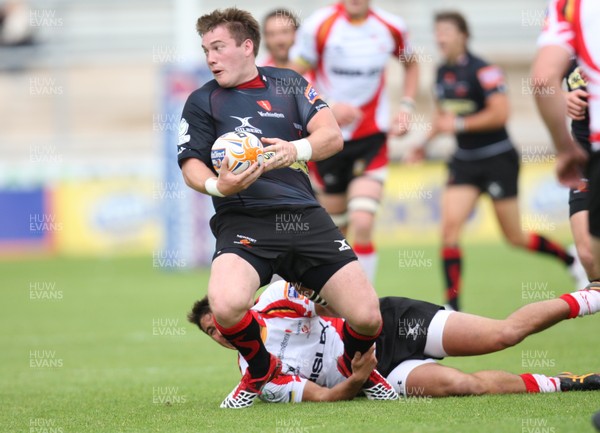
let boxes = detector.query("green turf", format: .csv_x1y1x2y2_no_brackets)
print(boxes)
1,243,599,433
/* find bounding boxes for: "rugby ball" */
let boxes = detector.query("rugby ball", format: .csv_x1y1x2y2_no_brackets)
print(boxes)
211,131,264,174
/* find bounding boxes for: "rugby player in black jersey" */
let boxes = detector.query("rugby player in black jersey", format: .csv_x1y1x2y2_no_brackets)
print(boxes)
177,7,397,408
408,11,578,311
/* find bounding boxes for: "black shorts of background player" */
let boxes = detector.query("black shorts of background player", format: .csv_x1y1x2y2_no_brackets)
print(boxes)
178,7,396,408
409,11,577,311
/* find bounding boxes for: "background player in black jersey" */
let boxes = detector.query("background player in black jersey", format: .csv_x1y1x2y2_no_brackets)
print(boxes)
177,7,396,408
564,62,600,284
408,11,578,311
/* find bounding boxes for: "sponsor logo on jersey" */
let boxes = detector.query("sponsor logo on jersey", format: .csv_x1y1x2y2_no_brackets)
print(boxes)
230,116,262,134
257,111,285,118
309,320,329,382
257,100,272,111
304,84,320,104
233,234,257,247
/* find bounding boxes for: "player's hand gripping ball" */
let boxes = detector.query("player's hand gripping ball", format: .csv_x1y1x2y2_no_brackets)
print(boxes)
211,131,264,174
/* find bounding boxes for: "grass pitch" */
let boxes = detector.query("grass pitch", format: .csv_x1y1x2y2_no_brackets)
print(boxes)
1,243,598,433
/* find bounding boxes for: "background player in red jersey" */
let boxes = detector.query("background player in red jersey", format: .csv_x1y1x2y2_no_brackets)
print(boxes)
408,11,579,311
190,280,600,402
290,0,419,283
178,7,397,408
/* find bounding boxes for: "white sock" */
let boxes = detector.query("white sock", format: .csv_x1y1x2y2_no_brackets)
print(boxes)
568,288,600,317
355,248,377,284
533,374,560,393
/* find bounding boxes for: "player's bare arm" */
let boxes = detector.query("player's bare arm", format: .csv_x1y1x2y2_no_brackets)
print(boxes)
181,156,264,196
262,108,343,171
302,347,377,402
392,53,419,136
531,45,588,187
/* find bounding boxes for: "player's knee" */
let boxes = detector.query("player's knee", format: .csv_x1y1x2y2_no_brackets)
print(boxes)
209,293,252,324
578,248,597,277
349,306,382,336
495,325,524,350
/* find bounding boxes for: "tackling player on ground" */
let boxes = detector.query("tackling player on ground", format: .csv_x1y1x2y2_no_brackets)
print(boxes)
190,280,600,402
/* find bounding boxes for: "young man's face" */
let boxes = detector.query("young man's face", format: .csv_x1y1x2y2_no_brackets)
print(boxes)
200,312,235,350
202,24,254,88
263,16,296,63
342,0,370,20
435,21,466,60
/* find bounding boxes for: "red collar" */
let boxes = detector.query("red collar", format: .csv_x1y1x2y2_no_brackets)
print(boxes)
236,73,266,89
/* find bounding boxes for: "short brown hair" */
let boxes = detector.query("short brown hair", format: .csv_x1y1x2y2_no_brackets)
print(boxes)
187,296,211,333
434,11,470,38
196,8,261,57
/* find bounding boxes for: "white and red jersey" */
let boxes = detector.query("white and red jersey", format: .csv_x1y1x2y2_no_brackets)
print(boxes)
538,0,600,149
237,280,346,403
290,3,411,141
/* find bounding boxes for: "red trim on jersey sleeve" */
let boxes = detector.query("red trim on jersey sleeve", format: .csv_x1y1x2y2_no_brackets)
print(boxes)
315,5,342,86
477,66,505,91
370,11,405,57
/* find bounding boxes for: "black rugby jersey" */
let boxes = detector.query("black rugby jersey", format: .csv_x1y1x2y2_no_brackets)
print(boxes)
565,60,591,154
178,67,328,212
435,52,509,150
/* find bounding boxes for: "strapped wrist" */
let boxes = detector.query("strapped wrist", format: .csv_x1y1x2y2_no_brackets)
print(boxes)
204,177,225,197
292,138,312,161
